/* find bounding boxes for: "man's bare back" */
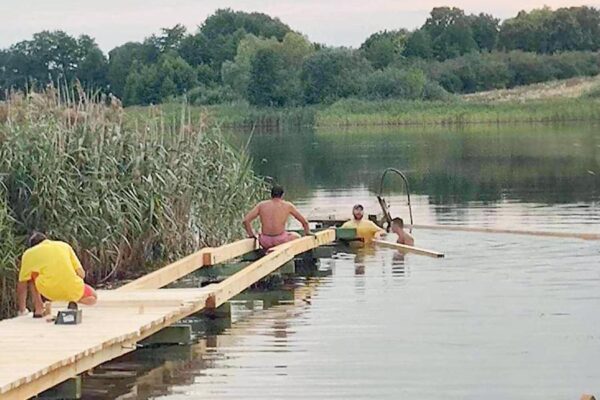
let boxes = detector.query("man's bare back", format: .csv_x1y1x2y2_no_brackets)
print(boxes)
256,199,296,235
243,186,310,250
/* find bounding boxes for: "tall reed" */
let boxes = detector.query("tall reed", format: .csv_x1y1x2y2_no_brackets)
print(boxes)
0,87,265,318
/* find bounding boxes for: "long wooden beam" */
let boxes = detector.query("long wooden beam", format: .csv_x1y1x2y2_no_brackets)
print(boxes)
309,216,599,241
410,224,600,241
373,239,444,258
119,238,257,291
207,230,336,309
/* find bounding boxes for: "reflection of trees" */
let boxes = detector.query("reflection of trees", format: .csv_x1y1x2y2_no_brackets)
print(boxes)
233,124,599,205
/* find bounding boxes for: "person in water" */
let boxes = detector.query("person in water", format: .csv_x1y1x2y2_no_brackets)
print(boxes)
243,185,311,250
341,204,384,243
391,217,415,246
17,232,98,317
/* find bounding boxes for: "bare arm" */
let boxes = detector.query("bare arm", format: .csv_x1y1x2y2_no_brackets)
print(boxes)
69,247,85,279
29,281,44,315
289,204,310,235
243,204,260,238
17,281,28,314
404,231,415,246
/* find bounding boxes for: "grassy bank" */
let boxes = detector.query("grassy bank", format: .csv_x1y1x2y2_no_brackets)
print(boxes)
146,81,600,129
175,76,600,128
314,97,600,126
0,89,265,319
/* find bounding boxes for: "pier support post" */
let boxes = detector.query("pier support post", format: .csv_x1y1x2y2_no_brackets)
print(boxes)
38,377,81,400
140,324,193,346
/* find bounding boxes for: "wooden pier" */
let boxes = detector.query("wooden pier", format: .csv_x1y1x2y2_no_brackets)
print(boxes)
0,230,335,400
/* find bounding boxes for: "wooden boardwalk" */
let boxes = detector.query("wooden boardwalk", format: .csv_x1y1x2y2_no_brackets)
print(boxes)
0,230,335,400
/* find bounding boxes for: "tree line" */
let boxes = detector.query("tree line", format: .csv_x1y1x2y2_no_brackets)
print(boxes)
1,6,600,107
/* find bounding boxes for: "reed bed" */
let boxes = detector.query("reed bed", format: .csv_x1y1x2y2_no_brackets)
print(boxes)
0,87,265,319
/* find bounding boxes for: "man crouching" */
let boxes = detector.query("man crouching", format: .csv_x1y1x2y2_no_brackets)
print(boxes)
17,232,97,318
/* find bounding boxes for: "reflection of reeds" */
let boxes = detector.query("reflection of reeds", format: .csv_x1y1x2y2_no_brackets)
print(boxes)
0,87,265,319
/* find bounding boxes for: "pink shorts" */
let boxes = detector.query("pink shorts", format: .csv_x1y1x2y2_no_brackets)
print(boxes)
259,232,297,250
80,284,95,300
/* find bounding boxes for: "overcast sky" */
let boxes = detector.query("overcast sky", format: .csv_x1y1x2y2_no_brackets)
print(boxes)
2,1,599,52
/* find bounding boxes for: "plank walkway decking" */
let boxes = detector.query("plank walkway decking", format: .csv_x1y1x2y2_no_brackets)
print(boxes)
0,230,335,400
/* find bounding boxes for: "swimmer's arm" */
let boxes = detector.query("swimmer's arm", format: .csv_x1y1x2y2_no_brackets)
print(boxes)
243,204,260,238
404,231,415,246
370,221,385,238
289,204,310,235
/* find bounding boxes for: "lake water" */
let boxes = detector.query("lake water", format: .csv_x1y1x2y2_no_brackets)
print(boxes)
82,123,599,399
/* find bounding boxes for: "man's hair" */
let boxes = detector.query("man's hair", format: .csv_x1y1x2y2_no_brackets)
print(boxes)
271,185,284,198
392,217,404,228
28,232,47,248
352,204,364,211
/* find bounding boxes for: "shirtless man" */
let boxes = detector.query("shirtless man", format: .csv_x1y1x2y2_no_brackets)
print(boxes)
243,185,310,250
391,217,415,246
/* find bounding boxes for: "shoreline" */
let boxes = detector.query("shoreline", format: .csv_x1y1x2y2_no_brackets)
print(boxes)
171,97,600,130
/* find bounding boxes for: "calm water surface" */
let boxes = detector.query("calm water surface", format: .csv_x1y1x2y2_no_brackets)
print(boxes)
83,124,599,399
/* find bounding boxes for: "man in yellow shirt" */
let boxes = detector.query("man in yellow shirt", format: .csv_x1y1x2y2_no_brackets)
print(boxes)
17,232,97,317
341,204,385,243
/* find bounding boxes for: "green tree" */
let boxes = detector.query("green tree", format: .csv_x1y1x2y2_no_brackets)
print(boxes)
498,7,553,52
301,48,372,104
108,42,152,98
158,24,187,52
360,30,408,69
75,35,108,89
422,7,478,60
247,48,285,106
403,30,434,59
197,9,292,75
468,13,499,52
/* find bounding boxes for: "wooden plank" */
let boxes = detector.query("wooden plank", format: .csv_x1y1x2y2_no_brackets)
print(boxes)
373,239,444,258
206,230,335,309
411,224,600,241
119,239,256,291
204,238,257,265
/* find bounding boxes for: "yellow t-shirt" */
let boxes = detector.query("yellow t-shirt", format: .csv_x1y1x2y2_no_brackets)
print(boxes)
19,240,85,301
341,219,384,242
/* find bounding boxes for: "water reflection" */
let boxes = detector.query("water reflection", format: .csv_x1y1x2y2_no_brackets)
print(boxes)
228,124,600,204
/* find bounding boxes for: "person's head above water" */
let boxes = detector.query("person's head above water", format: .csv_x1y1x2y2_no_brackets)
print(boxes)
391,217,404,231
271,185,284,199
28,231,47,248
352,204,364,220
